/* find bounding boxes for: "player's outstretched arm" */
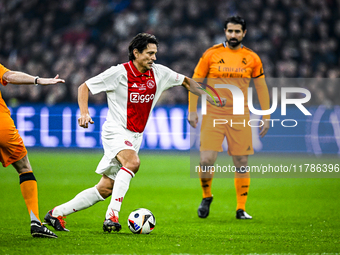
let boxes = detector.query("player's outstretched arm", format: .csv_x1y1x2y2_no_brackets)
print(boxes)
182,77,226,107
187,78,203,129
78,83,94,128
3,71,65,85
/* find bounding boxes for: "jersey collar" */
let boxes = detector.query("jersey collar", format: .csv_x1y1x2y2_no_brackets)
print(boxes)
128,61,152,77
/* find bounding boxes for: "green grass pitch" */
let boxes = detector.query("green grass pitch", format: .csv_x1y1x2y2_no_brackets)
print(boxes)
0,150,339,254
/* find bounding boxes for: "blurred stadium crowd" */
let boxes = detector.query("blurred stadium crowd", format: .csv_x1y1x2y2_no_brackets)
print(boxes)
0,0,339,106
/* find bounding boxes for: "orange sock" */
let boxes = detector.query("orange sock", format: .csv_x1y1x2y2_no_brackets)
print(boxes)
19,171,41,223
234,170,250,211
200,178,213,198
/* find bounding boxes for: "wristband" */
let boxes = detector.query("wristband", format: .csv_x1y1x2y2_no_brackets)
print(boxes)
34,76,39,86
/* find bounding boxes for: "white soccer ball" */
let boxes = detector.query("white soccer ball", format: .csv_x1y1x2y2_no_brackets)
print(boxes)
127,208,156,234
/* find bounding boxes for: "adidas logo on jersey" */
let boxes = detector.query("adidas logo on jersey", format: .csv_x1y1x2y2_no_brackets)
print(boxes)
132,83,138,88
218,59,225,64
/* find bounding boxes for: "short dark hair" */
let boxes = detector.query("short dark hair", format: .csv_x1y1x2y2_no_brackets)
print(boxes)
128,33,159,61
224,16,246,31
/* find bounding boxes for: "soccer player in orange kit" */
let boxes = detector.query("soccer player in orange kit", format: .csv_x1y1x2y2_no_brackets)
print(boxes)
0,63,64,237
188,16,270,219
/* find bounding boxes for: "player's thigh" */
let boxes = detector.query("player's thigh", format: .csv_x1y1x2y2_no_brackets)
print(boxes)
101,125,142,173
200,114,225,152
0,115,27,168
225,115,254,156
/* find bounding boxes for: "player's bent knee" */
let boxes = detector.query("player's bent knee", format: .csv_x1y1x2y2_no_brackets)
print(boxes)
233,155,248,168
200,153,217,167
200,158,215,168
125,158,140,173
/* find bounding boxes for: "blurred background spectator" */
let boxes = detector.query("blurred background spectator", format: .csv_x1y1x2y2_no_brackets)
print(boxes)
0,0,339,106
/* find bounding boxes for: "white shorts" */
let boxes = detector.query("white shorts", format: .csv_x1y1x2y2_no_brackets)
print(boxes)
95,122,143,180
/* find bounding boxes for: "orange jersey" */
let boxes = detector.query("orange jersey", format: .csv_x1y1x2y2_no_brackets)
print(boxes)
0,64,10,115
190,43,269,118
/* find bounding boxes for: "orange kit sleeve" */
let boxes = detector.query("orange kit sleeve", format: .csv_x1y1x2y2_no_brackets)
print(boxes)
251,54,264,79
252,55,270,120
0,64,10,86
189,49,213,112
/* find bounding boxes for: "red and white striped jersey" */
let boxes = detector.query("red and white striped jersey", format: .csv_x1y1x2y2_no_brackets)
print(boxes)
86,61,185,133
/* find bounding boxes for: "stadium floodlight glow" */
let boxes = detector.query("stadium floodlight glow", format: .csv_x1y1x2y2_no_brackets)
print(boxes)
201,84,312,116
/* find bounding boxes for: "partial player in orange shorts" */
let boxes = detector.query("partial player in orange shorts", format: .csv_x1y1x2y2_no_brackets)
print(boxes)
0,113,27,167
200,114,254,156
0,63,64,238
188,16,271,220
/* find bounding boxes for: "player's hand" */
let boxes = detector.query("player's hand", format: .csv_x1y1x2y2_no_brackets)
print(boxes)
188,112,199,128
38,74,65,85
259,120,270,138
78,113,94,128
207,96,226,107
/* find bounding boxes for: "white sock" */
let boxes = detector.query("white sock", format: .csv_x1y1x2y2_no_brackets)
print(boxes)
52,186,105,217
30,211,40,223
105,167,134,219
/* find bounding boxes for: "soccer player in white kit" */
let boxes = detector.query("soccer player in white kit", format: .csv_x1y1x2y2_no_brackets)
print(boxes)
44,33,225,233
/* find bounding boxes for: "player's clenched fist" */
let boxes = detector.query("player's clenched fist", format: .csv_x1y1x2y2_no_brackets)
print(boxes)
78,113,94,128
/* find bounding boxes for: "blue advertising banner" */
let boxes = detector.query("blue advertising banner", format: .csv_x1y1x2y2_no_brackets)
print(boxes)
8,104,340,154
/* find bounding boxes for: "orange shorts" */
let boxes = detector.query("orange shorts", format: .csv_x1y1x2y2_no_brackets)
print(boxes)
0,113,27,167
200,114,254,156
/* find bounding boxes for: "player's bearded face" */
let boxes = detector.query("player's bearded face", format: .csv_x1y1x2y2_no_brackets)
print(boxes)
227,37,242,47
225,23,246,49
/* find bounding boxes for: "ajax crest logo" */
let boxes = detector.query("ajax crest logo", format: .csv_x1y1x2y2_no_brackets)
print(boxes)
147,80,155,89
